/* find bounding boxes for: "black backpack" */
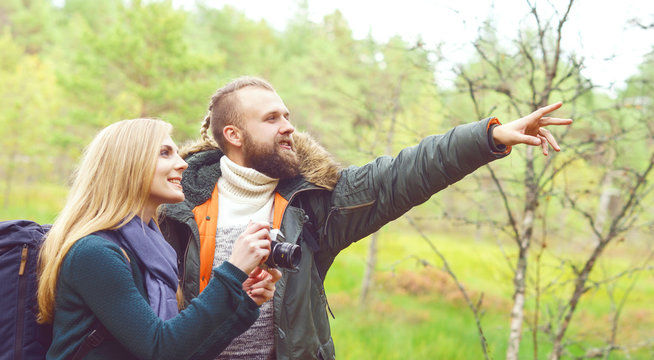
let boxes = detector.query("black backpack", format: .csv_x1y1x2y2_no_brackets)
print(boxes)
0,220,113,360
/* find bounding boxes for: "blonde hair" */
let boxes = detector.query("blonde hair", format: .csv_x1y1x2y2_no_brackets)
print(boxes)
37,118,172,324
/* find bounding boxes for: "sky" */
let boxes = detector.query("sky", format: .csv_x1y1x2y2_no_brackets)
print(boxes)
179,0,654,92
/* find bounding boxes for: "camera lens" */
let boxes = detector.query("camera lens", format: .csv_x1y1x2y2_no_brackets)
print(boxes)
265,230,301,269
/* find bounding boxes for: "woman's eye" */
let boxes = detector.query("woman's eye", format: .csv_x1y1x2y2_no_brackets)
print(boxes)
160,150,170,157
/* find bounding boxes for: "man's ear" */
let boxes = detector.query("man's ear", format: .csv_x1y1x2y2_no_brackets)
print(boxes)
223,125,243,148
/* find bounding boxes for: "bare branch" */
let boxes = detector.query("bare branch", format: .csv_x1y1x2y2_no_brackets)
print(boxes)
551,151,654,359
403,214,492,359
486,164,520,243
629,17,654,30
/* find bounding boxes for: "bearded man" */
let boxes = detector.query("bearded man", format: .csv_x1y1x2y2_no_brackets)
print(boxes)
160,76,572,360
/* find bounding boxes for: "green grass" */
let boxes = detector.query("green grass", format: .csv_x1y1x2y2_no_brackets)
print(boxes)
326,237,518,359
324,225,654,359
0,181,67,222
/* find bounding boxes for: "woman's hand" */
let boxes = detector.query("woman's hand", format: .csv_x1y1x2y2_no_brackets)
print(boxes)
228,221,271,275
242,267,282,306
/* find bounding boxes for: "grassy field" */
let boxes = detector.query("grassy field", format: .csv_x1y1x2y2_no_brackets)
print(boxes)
324,225,654,359
0,182,67,222
2,182,652,359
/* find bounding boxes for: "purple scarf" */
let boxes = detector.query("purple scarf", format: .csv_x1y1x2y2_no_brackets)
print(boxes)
114,216,179,320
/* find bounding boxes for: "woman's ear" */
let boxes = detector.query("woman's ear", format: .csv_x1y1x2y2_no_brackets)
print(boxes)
223,125,243,148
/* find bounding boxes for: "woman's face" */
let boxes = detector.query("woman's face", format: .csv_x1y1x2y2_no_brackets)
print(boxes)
147,135,188,208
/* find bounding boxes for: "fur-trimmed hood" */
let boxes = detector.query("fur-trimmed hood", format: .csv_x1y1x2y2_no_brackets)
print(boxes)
179,131,342,192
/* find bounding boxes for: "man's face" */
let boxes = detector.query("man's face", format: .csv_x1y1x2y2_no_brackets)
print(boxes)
236,87,300,179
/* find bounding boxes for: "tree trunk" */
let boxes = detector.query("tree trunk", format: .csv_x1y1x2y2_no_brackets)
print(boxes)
360,231,379,306
506,217,533,360
594,171,618,244
360,77,403,306
506,147,537,360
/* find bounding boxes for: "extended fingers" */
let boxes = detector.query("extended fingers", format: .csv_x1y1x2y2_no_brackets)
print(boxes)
538,128,562,153
538,101,562,116
538,135,549,156
539,116,573,126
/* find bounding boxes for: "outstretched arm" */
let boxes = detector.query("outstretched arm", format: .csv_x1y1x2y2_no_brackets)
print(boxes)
321,118,509,254
492,102,572,156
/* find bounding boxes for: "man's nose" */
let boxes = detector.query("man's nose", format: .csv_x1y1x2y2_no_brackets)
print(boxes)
280,118,295,134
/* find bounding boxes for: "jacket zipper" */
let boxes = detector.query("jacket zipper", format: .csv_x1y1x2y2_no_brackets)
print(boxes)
15,245,29,358
275,186,341,325
319,199,376,320
19,245,28,275
321,200,377,238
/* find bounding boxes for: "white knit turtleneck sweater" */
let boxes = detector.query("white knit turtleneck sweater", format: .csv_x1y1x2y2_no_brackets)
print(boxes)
216,156,279,227
214,156,278,360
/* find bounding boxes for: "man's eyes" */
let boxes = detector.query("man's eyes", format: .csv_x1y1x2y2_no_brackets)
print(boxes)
266,114,290,121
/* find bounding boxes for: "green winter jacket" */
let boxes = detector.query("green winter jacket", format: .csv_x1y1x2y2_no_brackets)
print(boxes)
160,117,510,360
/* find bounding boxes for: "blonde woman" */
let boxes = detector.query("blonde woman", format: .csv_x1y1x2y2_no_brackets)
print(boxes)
37,118,280,359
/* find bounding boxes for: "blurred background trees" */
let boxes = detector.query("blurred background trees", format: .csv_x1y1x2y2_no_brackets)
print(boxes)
1,0,652,358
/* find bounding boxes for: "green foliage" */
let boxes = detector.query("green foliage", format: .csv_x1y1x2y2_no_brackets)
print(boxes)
56,0,217,139
189,4,278,77
0,30,63,207
2,1,653,357
0,0,58,54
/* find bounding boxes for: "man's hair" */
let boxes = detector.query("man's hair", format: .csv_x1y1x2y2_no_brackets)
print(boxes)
200,76,276,150
37,118,172,324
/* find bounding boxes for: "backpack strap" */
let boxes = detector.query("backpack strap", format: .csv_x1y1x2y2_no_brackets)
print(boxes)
71,237,133,360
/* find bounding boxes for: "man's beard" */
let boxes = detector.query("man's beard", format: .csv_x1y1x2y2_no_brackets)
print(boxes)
242,132,301,179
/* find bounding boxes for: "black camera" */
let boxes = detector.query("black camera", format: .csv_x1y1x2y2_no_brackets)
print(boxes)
264,229,301,270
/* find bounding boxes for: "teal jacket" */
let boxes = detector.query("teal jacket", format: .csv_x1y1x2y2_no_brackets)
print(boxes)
47,234,259,359
160,118,510,360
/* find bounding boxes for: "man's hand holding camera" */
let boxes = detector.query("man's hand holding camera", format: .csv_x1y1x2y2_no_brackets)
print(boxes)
228,221,281,305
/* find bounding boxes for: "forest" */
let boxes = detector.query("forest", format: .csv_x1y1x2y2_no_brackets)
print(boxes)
1,0,653,359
